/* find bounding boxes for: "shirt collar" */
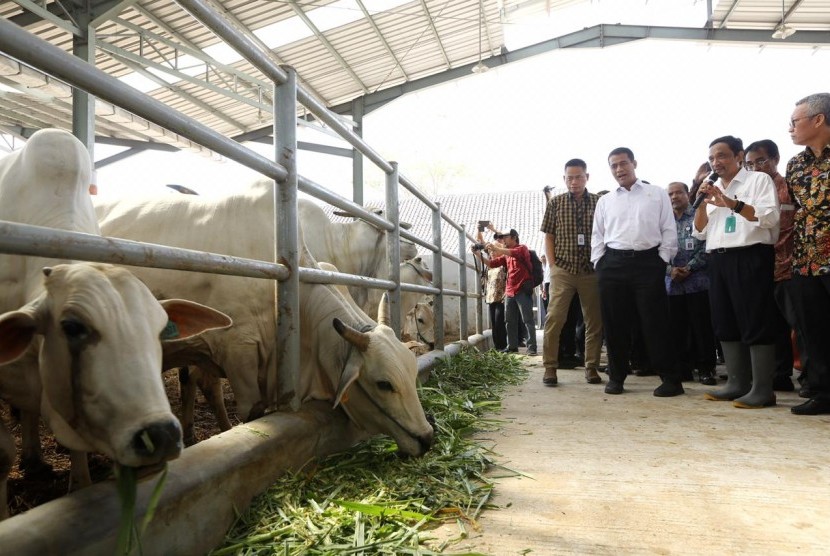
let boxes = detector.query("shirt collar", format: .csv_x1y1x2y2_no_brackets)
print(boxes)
616,179,644,193
804,142,830,160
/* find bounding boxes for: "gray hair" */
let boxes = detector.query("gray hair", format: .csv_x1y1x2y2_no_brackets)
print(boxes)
796,93,830,127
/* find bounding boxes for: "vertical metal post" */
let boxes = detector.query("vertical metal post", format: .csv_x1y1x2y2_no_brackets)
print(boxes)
351,96,364,206
384,161,402,335
274,65,300,411
458,225,468,341
431,203,445,351
72,10,95,158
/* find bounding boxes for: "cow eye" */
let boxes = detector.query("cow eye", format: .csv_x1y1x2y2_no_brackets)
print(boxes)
376,380,395,392
417,318,425,324
61,318,89,342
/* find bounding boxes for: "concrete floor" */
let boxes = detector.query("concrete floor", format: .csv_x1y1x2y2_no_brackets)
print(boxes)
431,335,830,555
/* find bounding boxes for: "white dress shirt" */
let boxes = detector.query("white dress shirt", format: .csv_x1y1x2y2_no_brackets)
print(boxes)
691,167,780,250
591,180,678,264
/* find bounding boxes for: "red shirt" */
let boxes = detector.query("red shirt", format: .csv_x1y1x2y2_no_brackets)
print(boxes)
488,244,532,297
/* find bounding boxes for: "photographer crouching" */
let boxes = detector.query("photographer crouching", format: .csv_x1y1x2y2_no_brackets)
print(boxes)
472,226,538,356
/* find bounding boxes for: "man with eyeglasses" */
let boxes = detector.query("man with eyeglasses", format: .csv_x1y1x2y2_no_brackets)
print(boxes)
540,158,603,386
592,147,682,397
785,92,830,416
745,140,798,394
693,136,780,409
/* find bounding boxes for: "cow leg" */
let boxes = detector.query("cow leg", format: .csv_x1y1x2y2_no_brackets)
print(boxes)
18,410,51,477
0,422,14,520
178,367,197,446
68,450,91,491
195,370,232,433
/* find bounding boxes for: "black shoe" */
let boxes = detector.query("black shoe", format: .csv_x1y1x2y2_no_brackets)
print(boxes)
653,381,684,397
499,347,518,354
791,398,830,415
526,347,538,356
799,384,815,399
698,371,717,386
773,375,795,392
604,380,624,395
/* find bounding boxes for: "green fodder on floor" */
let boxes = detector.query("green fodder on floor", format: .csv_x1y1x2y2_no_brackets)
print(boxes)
211,348,528,555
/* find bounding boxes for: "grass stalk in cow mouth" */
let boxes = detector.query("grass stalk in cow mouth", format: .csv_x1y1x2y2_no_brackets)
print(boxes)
211,348,528,555
115,464,169,555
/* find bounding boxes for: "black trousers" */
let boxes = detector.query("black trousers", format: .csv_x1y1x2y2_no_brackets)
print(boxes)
489,301,507,350
775,280,808,381
597,247,676,383
707,244,777,345
788,274,830,400
558,293,583,358
668,291,717,374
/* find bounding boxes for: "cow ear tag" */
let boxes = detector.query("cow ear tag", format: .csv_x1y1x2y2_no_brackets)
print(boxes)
160,320,180,340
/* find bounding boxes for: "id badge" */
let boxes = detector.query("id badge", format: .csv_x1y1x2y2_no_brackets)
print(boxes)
685,239,694,251
725,214,736,233
577,233,586,246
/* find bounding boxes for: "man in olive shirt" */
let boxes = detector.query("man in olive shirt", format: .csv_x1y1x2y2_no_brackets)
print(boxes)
540,159,603,386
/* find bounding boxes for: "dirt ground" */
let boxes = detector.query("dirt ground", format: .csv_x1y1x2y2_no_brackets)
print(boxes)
1,369,237,518
431,335,830,555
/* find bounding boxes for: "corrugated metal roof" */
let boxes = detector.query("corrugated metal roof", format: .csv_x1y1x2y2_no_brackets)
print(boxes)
0,0,827,154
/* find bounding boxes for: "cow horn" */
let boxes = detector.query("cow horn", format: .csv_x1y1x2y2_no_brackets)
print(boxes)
333,318,370,352
378,293,391,326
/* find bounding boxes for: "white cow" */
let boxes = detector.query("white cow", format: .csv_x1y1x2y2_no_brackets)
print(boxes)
298,199,418,309
403,300,435,348
0,130,231,519
96,181,434,456
0,264,231,519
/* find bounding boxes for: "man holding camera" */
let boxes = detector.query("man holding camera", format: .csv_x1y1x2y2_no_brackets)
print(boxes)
540,158,603,386
484,229,538,356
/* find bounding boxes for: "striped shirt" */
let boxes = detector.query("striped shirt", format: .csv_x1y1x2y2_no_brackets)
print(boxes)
540,190,598,274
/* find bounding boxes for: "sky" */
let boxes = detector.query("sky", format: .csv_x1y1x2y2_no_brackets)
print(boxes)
91,1,830,202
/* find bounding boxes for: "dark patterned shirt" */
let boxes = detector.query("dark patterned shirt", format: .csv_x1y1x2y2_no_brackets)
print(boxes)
787,143,830,276
540,191,598,274
772,173,795,282
666,206,709,296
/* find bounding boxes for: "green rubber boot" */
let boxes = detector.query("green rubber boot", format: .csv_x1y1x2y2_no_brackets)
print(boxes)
704,341,751,401
733,344,777,408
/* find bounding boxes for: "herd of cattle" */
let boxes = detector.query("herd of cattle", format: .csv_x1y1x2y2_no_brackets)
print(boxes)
0,129,450,520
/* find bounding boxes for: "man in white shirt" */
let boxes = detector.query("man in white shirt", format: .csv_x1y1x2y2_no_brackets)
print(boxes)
693,135,780,409
591,147,682,397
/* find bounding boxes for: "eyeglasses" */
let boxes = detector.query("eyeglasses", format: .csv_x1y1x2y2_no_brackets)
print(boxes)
745,158,768,169
789,114,818,128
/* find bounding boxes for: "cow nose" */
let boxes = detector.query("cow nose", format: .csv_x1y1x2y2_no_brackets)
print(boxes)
131,420,183,461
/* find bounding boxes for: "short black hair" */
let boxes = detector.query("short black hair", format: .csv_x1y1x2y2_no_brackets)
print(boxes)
668,181,689,193
745,139,780,160
564,158,587,171
709,135,743,155
608,147,635,162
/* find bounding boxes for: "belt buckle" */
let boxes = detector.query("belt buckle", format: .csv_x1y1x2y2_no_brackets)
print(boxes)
716,247,727,254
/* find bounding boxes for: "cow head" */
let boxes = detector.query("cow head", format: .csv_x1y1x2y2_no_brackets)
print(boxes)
0,263,232,468
329,295,433,457
404,301,435,349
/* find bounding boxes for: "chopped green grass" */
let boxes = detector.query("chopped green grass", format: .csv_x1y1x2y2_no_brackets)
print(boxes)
211,348,527,555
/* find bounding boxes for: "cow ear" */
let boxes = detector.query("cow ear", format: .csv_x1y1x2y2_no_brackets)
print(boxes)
0,310,39,366
333,356,361,409
377,293,392,326
158,299,232,341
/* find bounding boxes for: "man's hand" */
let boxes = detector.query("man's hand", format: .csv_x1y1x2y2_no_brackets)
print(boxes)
670,266,690,282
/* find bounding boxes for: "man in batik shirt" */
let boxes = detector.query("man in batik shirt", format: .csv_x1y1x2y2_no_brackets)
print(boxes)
785,93,830,415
